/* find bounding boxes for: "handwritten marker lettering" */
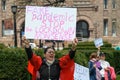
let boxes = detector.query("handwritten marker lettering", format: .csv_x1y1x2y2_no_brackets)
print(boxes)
25,6,76,40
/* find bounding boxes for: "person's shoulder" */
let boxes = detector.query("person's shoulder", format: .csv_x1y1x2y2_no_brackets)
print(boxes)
98,60,102,62
104,60,108,63
99,60,106,64
105,60,110,64
89,60,93,64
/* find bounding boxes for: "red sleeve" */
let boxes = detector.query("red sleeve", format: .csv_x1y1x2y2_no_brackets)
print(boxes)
59,54,75,80
109,67,116,80
27,53,42,80
29,53,42,71
59,54,72,68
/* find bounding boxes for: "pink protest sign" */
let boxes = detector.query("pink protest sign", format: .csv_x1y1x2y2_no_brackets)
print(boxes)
25,6,77,41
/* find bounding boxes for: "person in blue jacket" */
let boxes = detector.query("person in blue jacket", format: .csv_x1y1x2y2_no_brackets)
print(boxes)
88,52,102,80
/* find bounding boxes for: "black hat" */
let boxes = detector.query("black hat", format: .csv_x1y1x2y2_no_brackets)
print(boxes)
99,52,105,56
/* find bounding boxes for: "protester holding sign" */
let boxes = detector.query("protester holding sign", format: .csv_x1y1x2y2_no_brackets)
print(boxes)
22,36,78,80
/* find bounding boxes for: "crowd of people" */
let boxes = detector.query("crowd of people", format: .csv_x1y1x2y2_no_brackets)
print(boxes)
22,36,116,80
88,48,116,80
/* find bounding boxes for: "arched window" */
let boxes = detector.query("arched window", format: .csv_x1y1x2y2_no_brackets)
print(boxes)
76,20,89,38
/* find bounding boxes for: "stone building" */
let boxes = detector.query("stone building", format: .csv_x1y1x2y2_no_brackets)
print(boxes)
0,0,120,48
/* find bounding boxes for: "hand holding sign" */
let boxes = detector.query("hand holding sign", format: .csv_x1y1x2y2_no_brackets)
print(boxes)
72,38,78,51
22,36,30,48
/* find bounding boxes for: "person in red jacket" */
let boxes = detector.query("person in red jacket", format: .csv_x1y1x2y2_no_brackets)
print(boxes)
22,37,78,80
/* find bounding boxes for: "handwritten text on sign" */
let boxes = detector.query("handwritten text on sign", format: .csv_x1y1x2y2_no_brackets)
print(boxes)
94,38,103,48
25,6,77,40
74,63,89,80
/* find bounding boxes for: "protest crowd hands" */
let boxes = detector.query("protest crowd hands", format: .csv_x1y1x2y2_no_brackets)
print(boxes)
22,36,30,48
22,36,78,50
72,38,78,51
104,67,110,71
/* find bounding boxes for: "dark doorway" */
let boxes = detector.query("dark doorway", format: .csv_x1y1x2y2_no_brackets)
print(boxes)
76,20,89,40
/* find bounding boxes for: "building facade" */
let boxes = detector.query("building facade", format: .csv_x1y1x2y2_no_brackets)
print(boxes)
0,0,120,47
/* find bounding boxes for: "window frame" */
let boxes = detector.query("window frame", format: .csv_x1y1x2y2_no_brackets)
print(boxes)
103,19,108,36
112,0,116,9
104,0,108,9
1,0,6,10
112,19,116,36
76,20,89,38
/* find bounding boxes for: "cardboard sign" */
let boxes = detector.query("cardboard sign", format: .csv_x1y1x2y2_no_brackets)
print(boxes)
74,63,89,80
94,38,103,48
25,6,77,41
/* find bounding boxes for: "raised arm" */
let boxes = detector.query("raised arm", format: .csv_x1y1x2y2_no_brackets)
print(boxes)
59,38,78,68
22,36,42,70
22,36,33,60
97,46,101,56
69,38,78,59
